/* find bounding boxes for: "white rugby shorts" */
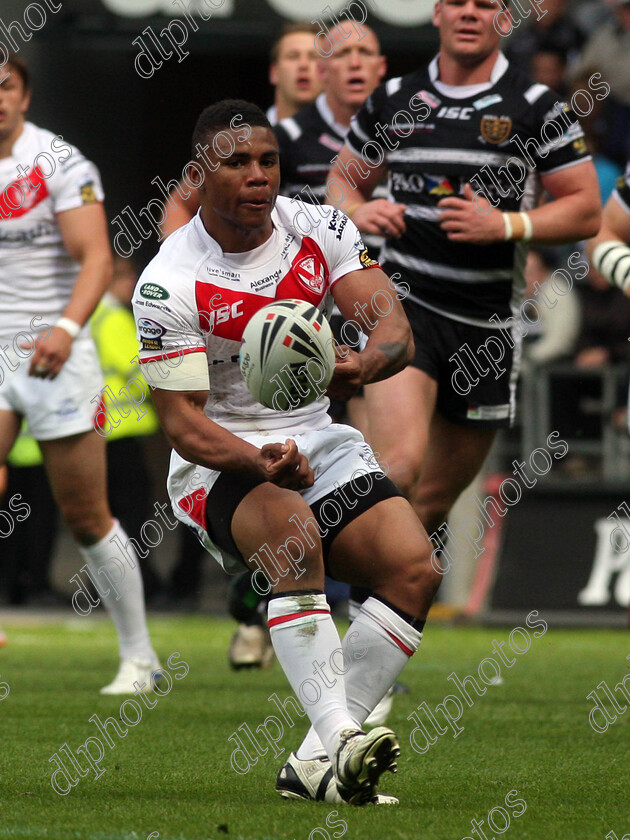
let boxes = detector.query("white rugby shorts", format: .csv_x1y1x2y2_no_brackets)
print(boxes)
0,335,104,441
169,423,384,574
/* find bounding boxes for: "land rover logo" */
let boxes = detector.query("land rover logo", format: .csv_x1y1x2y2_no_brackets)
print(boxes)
140,283,170,300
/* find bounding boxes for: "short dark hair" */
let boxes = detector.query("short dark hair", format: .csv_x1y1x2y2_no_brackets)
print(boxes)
192,99,271,154
3,53,30,91
269,22,319,64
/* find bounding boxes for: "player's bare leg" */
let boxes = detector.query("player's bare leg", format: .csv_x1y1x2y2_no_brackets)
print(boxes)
414,410,496,536
0,410,21,467
233,483,399,803
40,430,159,692
364,367,437,498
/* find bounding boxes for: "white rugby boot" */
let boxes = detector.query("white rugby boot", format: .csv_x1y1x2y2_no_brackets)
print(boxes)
333,727,400,805
100,657,162,695
276,752,398,805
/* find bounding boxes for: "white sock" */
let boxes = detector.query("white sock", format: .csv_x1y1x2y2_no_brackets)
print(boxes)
78,519,156,662
296,596,422,760
268,593,358,762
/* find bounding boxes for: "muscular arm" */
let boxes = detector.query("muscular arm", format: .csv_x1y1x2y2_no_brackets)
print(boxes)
159,181,201,238
29,203,113,378
150,387,313,489
439,161,601,245
585,194,630,293
328,266,413,399
327,146,407,238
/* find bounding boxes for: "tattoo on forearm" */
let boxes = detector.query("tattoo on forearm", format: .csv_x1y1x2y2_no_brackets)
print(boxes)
377,341,407,373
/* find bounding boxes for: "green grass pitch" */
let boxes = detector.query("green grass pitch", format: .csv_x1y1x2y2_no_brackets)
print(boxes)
0,615,628,840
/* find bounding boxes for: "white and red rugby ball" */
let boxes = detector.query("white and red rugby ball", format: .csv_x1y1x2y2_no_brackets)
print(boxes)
239,299,335,411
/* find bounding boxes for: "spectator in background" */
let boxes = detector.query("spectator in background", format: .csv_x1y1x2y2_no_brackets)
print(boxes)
530,43,569,96
567,73,622,203
521,248,581,370
570,0,630,165
91,256,164,602
507,0,585,77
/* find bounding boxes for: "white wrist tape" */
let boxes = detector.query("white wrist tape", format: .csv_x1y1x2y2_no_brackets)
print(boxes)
520,212,533,243
503,213,513,241
56,317,81,339
142,350,210,391
592,240,630,292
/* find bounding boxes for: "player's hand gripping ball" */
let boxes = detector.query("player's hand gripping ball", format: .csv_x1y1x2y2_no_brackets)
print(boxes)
239,299,335,411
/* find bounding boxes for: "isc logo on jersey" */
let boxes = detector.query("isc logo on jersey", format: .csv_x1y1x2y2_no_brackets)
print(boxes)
436,106,474,120
207,300,244,332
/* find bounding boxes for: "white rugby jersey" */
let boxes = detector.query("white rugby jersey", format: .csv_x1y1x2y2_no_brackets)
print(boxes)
132,195,379,436
0,122,104,343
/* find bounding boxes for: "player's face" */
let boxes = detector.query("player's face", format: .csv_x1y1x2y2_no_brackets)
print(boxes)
270,33,322,112
321,27,385,111
433,0,505,65
0,71,30,144
198,125,280,243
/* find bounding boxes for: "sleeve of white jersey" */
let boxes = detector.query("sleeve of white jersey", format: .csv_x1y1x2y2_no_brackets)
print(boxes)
316,206,381,288
131,268,207,376
47,142,105,214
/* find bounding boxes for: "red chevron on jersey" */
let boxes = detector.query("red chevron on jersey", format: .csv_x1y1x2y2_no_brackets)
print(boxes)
277,237,329,303
0,166,49,220
195,282,256,341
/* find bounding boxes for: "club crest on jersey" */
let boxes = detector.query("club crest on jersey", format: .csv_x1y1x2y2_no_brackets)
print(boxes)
480,115,513,145
296,256,326,294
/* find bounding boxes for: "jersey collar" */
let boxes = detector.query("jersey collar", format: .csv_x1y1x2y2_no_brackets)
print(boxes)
429,52,508,100
192,208,280,264
316,93,349,140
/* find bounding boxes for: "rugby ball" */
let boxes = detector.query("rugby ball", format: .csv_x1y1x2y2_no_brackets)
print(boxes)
239,299,335,411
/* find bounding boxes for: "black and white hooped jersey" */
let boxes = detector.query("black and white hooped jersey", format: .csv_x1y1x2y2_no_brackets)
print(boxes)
346,53,592,326
275,93,348,204
275,93,386,252
613,161,630,217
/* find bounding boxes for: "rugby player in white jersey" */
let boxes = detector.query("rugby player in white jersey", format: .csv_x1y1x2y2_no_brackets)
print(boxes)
133,99,441,805
0,55,159,694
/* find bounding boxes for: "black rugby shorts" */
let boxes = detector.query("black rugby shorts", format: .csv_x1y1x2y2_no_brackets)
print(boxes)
405,299,520,429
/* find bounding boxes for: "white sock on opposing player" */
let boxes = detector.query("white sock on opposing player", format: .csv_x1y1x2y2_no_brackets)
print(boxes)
296,596,422,760
268,593,358,762
78,519,156,662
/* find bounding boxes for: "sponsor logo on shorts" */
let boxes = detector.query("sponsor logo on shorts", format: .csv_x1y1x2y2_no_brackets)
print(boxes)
57,398,79,418
140,283,170,300
466,404,511,421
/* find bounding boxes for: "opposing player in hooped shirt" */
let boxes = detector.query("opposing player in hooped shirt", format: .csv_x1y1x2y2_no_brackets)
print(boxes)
0,54,160,694
328,0,601,565
133,100,441,806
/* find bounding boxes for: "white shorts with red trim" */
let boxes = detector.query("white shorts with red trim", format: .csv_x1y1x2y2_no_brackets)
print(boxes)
168,423,384,575
0,335,104,441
